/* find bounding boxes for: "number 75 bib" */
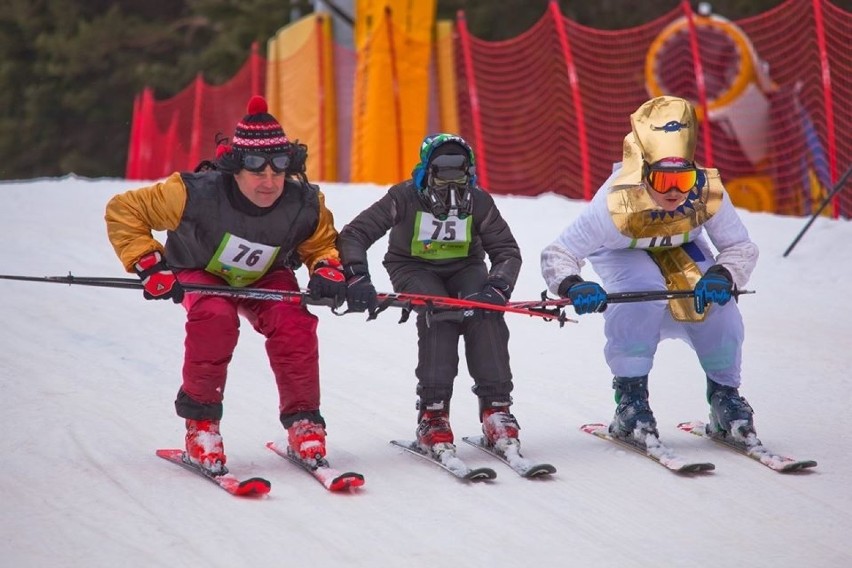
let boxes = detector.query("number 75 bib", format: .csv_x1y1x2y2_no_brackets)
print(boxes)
411,212,472,260
206,233,280,287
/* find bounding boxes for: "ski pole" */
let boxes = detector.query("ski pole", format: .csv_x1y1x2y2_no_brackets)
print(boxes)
783,162,852,257
509,288,755,309
0,273,338,307
370,291,576,326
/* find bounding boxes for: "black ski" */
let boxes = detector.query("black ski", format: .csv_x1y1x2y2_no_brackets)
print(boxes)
461,436,556,478
156,449,271,497
390,440,497,481
677,421,817,472
580,423,715,474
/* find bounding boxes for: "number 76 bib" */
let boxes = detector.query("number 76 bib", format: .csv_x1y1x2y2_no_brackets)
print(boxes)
206,233,280,287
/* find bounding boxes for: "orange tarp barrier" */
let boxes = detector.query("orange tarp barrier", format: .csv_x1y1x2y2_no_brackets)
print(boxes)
351,0,437,184
266,13,337,182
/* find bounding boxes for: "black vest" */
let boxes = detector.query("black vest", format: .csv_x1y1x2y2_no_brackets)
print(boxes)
164,171,320,271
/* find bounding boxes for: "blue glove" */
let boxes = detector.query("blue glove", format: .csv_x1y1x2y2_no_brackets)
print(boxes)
558,275,607,315
693,265,734,314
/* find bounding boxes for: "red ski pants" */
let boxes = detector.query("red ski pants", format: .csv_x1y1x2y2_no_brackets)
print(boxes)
176,269,320,417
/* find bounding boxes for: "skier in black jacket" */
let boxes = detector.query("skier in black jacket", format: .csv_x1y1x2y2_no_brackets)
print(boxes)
337,134,524,458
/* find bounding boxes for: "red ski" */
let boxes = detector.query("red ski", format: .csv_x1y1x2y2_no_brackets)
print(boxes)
266,442,365,492
156,449,271,497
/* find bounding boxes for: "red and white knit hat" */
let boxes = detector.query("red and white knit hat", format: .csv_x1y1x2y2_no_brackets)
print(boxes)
229,95,290,154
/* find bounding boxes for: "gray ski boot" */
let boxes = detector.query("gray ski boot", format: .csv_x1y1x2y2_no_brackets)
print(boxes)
609,375,659,439
707,378,755,441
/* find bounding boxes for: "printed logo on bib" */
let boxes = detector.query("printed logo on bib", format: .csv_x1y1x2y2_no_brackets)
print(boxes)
206,234,280,287
630,232,690,250
411,211,472,260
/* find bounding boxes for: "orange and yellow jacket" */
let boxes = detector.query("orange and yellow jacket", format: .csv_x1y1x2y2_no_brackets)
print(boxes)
105,171,340,283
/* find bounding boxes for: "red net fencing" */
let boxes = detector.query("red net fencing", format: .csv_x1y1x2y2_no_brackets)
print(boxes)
454,0,852,217
126,1,851,218
125,44,265,180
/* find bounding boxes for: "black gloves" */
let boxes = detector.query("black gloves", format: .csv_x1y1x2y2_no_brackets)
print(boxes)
465,280,510,306
558,275,607,315
134,251,184,303
344,264,378,313
308,259,347,307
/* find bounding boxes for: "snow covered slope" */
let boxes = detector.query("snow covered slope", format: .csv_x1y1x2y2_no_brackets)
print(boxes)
2,176,851,567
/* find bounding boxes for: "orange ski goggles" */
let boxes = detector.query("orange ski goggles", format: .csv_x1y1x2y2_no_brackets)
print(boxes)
646,168,697,194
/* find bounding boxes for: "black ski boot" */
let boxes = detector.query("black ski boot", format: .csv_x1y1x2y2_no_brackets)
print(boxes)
609,375,658,438
707,378,755,441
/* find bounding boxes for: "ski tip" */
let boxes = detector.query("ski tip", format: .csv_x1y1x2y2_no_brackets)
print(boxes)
522,464,557,478
234,477,272,496
464,468,498,481
329,473,366,491
674,462,716,474
776,459,818,472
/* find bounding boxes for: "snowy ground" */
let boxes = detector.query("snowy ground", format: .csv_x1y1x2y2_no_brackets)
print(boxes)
2,176,851,567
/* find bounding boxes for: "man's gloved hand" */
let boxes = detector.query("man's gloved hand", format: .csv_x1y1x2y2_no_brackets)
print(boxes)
463,279,510,319
693,265,734,314
465,280,510,306
134,251,184,303
344,264,378,313
558,275,607,315
308,259,347,307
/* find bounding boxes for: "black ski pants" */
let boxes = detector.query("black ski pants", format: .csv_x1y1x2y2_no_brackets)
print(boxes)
389,261,513,418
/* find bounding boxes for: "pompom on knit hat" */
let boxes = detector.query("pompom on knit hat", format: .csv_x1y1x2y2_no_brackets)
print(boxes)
227,95,290,155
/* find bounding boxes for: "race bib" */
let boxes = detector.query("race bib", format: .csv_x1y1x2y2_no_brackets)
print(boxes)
629,232,691,250
411,212,472,260
206,234,280,287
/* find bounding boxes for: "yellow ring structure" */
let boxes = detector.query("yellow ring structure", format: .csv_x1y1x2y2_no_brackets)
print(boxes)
646,16,756,118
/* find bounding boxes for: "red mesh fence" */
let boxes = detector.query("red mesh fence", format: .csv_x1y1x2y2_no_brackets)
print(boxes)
454,0,852,218
126,1,852,218
126,45,265,180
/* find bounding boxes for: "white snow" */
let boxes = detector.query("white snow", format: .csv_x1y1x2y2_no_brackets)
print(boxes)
2,175,851,567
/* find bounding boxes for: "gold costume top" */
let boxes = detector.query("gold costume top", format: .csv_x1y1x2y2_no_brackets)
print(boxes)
604,96,727,320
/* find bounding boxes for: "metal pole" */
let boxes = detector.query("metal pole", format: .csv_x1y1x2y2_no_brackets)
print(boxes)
782,163,852,257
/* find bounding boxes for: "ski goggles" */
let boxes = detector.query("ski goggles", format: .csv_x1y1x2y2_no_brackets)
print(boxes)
428,154,470,187
646,167,697,194
242,152,291,173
